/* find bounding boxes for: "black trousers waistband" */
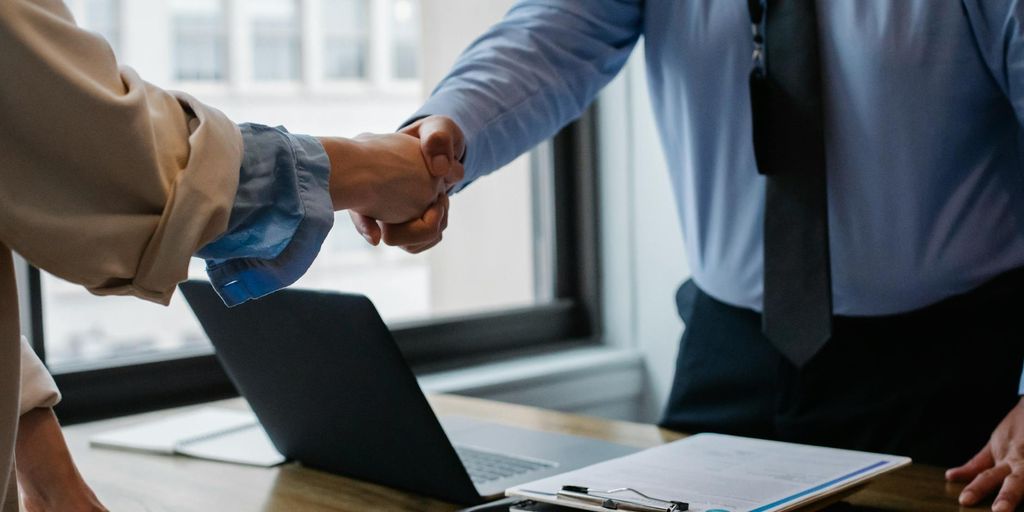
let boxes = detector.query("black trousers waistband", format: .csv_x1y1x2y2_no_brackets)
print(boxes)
830,265,1024,334
662,267,1024,466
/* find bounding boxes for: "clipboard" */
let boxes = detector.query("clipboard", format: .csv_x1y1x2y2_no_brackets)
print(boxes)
506,433,911,512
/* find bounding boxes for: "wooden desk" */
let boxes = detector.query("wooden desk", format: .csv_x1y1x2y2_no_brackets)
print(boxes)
62,395,985,511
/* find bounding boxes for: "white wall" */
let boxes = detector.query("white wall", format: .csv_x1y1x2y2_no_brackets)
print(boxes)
419,0,537,317
598,44,690,422
411,7,687,422
432,42,691,423
438,45,689,422
415,9,691,421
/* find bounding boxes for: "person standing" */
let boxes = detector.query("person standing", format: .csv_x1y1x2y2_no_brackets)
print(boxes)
1,0,457,509
352,2,1024,510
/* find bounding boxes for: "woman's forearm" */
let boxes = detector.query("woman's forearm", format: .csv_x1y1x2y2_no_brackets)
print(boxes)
15,408,105,512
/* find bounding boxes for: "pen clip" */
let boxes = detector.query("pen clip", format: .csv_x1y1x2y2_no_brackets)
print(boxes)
557,485,689,512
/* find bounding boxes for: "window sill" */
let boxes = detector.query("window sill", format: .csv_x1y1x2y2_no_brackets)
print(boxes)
419,346,645,420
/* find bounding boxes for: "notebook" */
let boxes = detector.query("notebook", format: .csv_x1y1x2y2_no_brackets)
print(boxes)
507,433,911,512
90,407,285,467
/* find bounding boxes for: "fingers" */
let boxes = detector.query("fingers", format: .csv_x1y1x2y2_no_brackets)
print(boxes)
959,464,1012,507
948,443,995,482
401,201,449,254
993,469,1024,512
380,194,447,248
402,237,442,255
348,211,381,246
402,116,466,182
423,124,455,178
447,160,466,189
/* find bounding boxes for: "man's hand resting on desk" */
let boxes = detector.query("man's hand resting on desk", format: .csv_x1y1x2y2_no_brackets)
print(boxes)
348,116,466,253
16,408,107,512
947,397,1024,512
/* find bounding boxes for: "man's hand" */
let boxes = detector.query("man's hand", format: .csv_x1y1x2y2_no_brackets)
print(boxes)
947,397,1024,512
402,115,466,187
16,408,107,512
348,116,465,251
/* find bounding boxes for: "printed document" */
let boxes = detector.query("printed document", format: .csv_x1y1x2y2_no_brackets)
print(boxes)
508,433,910,512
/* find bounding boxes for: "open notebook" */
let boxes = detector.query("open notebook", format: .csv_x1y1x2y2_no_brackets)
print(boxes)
507,433,911,512
90,408,285,467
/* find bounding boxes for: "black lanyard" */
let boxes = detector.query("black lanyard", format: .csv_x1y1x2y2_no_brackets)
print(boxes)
748,0,767,76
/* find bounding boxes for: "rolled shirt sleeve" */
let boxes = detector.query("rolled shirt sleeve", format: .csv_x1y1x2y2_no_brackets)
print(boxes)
197,124,334,307
19,337,58,415
0,0,330,432
0,0,243,305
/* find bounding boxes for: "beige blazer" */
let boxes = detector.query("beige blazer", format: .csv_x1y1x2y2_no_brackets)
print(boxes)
0,0,244,508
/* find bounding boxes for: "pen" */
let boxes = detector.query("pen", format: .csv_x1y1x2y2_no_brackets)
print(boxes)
457,496,533,512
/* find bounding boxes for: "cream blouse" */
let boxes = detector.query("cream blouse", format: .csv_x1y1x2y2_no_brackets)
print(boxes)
0,0,245,508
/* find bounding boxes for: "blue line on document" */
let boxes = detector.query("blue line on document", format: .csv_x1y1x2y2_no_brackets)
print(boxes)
748,460,890,512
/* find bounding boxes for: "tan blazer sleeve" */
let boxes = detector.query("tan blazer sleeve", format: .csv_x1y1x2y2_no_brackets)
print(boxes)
0,0,243,304
19,338,58,415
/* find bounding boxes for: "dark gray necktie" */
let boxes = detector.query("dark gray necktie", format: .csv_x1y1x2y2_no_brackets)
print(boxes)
748,0,833,367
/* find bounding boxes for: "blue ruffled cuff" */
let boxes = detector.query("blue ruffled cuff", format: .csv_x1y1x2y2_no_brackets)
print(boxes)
197,123,334,306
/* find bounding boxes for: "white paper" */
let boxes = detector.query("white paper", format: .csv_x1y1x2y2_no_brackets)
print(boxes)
508,433,910,512
176,424,285,467
90,408,258,455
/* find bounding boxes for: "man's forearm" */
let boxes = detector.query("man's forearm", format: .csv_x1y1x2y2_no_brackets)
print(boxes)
408,0,643,185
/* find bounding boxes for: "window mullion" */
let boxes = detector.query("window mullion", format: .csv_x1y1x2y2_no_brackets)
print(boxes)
12,256,46,362
27,267,46,362
302,0,321,89
227,0,248,90
369,0,389,87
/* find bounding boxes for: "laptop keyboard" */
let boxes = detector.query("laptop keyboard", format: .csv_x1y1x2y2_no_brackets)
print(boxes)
454,446,556,484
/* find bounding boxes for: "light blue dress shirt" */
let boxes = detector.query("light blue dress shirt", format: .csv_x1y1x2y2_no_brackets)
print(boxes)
197,124,334,307
411,1,1024,391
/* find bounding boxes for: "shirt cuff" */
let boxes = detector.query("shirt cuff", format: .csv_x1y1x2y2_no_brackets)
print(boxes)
20,337,60,415
200,124,334,307
1019,363,1023,395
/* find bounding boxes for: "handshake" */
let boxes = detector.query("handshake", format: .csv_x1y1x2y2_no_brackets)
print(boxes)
318,116,465,254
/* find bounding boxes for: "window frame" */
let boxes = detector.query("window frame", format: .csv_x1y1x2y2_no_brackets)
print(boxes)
29,109,603,425
166,0,421,99
170,1,230,83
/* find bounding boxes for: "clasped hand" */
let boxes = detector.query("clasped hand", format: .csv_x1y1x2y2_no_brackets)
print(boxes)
320,126,463,241
330,116,465,254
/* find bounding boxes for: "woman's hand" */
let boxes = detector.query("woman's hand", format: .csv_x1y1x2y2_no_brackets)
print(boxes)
319,132,456,225
16,408,106,512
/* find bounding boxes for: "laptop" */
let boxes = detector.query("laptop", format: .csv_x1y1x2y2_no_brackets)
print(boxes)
179,281,636,505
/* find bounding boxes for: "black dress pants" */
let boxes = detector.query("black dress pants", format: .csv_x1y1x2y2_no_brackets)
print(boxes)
660,269,1024,467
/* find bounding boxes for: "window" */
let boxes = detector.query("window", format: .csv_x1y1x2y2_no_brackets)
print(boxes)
74,0,122,55
322,0,370,80
389,0,418,80
172,0,227,81
29,0,600,424
250,0,302,81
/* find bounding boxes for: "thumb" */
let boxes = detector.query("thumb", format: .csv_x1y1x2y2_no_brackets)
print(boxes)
409,116,466,180
348,211,382,246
